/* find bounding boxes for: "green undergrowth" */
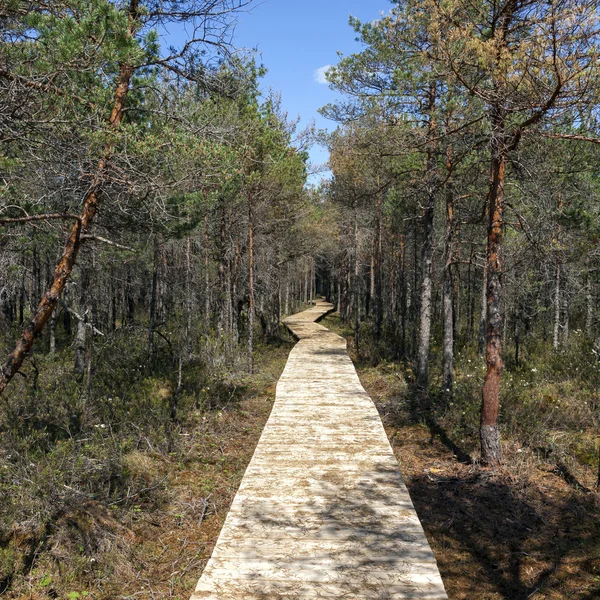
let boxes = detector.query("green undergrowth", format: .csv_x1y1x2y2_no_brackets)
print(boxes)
323,313,600,483
0,325,294,599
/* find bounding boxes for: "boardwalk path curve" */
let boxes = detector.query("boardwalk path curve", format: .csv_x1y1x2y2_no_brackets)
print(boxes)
192,300,448,599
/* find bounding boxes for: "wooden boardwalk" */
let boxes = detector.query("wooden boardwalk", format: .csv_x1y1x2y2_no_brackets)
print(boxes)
191,300,448,599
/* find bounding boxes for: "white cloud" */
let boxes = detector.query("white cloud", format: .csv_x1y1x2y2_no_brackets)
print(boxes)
314,65,333,85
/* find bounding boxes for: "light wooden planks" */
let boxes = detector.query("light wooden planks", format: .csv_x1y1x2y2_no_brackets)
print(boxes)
191,299,447,599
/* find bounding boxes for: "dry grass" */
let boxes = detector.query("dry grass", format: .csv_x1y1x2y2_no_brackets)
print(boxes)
350,351,600,599
1,339,292,600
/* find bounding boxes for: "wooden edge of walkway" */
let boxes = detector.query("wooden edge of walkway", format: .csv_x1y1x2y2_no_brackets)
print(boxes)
190,298,448,599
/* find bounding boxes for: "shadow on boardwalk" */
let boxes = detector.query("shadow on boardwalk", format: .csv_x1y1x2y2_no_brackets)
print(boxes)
197,462,449,598
193,300,447,599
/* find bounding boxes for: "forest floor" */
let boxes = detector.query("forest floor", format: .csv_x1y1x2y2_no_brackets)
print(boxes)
4,312,600,600
321,314,600,600
1,334,295,600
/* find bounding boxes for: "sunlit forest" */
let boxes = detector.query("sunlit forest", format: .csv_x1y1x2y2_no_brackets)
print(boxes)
1,1,600,598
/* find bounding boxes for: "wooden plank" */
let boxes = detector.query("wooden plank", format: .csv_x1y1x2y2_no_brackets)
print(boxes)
191,299,447,599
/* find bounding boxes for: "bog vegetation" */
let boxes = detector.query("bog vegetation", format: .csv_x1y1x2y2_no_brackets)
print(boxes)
1,0,600,598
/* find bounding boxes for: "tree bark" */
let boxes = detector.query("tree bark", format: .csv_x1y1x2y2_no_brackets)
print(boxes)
354,207,360,354
185,230,192,359
148,238,160,359
367,241,374,318
49,313,56,355
480,109,505,467
399,233,407,357
202,212,210,332
562,290,569,347
553,261,561,351
478,258,487,357
74,318,87,379
416,84,437,392
374,187,383,340
0,0,139,395
232,237,240,345
248,196,255,373
442,173,454,394
586,262,594,337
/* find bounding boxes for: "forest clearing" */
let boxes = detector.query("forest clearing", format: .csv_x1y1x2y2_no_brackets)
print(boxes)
1,0,600,598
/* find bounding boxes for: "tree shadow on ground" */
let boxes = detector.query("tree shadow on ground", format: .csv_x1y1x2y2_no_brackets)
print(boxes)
407,465,600,599
376,389,600,598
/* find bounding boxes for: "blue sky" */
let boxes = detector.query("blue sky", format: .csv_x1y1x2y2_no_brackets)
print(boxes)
229,1,390,183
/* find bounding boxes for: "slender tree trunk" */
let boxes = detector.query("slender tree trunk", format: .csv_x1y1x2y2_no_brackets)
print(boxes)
285,278,290,316
553,261,561,351
354,207,360,354
442,170,455,394
85,328,94,397
399,233,407,357
218,206,228,335
514,308,521,368
185,230,192,359
248,197,255,374
63,286,72,335
563,291,569,347
148,239,160,359
49,313,56,355
374,187,383,340
586,263,594,337
553,194,564,350
367,241,374,318
478,259,487,356
480,109,506,467
232,237,240,345
416,84,437,392
0,0,139,395
204,213,210,331
466,247,473,343
18,272,24,325
74,317,87,379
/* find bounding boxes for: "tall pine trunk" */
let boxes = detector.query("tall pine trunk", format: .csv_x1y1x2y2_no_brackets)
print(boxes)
185,231,192,359
553,261,561,351
354,207,360,354
204,212,210,331
586,260,593,337
478,258,487,357
374,187,383,341
247,197,255,374
480,108,506,467
416,84,437,392
148,238,160,359
442,171,455,394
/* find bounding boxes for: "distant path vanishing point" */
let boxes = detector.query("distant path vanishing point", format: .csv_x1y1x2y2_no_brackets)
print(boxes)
191,299,448,599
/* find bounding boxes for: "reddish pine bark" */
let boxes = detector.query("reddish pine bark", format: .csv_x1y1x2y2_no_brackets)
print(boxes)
480,112,506,467
0,1,139,395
